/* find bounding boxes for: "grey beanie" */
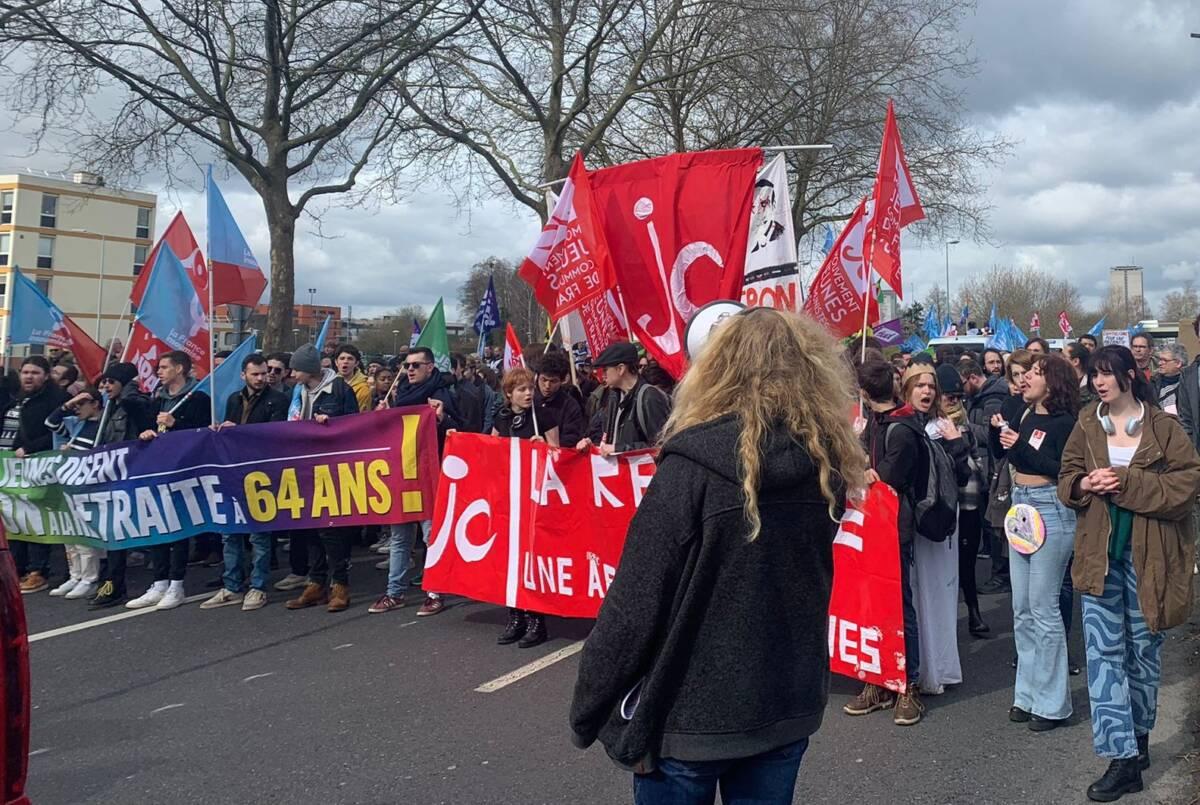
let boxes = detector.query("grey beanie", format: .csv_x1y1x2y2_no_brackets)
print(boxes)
290,343,321,375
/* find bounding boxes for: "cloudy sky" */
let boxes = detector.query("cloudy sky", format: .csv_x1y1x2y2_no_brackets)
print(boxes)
4,0,1197,324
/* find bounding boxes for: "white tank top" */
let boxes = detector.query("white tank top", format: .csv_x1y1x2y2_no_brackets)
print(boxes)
1108,444,1137,468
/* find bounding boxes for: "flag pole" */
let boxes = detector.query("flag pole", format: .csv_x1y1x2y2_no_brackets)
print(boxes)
106,298,131,364
205,166,217,426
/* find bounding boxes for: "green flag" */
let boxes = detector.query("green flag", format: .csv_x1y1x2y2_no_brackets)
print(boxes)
415,297,451,372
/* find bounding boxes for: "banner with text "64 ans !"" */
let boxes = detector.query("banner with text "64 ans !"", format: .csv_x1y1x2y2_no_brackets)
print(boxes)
0,408,438,550
423,433,908,690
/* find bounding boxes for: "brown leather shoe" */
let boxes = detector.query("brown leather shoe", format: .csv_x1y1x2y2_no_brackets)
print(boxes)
327,583,350,612
19,571,49,594
285,582,328,610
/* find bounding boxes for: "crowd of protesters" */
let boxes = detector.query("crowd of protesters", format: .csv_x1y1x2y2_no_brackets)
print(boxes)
8,311,1200,804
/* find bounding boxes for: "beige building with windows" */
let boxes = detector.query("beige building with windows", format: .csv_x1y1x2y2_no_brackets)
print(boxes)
0,170,156,358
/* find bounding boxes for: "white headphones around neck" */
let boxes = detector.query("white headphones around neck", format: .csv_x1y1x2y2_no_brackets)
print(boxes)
1099,401,1146,437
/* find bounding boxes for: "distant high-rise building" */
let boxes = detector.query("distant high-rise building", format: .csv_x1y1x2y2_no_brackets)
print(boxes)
1110,265,1145,324
878,289,900,322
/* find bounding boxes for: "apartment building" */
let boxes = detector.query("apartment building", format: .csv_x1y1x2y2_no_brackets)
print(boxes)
0,170,156,355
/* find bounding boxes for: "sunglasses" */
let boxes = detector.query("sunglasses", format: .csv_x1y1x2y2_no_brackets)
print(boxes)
267,366,285,374
404,362,430,370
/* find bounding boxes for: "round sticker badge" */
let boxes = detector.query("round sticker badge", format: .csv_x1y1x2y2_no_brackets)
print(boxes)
1004,503,1046,555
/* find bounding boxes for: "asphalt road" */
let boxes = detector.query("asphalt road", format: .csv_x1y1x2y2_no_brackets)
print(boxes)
20,547,1200,805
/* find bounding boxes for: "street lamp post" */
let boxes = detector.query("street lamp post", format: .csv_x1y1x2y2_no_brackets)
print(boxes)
292,328,300,348
944,239,960,322
308,287,317,308
392,329,400,355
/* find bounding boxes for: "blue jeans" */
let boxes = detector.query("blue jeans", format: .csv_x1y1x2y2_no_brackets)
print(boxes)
222,534,272,593
1009,484,1076,720
387,520,430,598
633,739,808,805
1083,546,1164,759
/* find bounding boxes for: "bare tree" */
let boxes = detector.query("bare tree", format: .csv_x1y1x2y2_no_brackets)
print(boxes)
403,0,1006,242
2,0,477,348
956,266,1086,338
1159,281,1199,324
457,256,549,344
352,305,427,355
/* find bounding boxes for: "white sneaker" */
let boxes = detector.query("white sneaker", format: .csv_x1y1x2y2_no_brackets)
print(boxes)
126,583,168,609
273,573,307,591
375,559,389,570
200,588,243,609
375,539,393,554
65,581,98,600
156,583,187,610
242,589,267,611
49,578,80,597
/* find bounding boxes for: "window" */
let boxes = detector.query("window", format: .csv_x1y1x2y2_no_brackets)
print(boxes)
37,235,54,269
1,192,12,225
36,277,49,295
0,282,6,306
136,207,151,239
0,234,9,265
40,194,57,228
133,244,148,276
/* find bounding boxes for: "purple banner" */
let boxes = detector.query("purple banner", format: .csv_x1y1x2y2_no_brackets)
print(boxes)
1,408,438,549
874,317,904,346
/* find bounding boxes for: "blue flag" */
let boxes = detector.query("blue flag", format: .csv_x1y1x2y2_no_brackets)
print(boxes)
1010,319,1028,347
988,303,998,335
1088,317,1105,337
137,244,208,359
201,335,257,419
924,305,941,340
900,335,927,353
959,306,970,330
314,315,332,352
1128,322,1145,338
820,224,834,256
473,275,501,336
410,318,422,348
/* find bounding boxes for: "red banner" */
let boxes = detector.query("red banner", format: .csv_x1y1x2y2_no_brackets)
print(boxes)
577,291,627,360
518,153,617,320
589,149,761,379
423,433,655,619
828,483,907,691
425,434,907,688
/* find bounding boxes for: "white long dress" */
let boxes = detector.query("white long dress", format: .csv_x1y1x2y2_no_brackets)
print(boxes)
911,526,963,695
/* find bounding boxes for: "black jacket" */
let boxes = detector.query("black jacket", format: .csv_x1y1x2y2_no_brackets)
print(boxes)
600,378,671,452
965,375,1008,479
12,382,69,453
449,378,485,434
570,415,840,769
392,372,460,451
876,406,970,545
536,387,586,447
1178,361,1200,452
155,381,212,431
224,386,290,425
99,383,155,445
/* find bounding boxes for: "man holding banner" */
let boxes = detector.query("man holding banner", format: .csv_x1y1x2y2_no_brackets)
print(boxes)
126,351,213,611
201,352,290,612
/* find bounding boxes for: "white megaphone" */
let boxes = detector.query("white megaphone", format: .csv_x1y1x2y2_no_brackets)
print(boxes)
683,300,747,362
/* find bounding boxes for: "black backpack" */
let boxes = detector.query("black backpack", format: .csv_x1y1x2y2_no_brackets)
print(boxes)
886,421,959,542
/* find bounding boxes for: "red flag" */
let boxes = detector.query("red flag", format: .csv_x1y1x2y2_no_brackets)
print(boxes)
50,316,108,383
865,101,925,299
802,199,880,337
576,291,627,361
503,324,525,371
130,212,207,310
589,148,762,378
1058,310,1072,337
1031,311,1041,334
518,153,616,320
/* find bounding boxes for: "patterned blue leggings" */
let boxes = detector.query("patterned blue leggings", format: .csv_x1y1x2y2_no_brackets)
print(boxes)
1081,548,1165,759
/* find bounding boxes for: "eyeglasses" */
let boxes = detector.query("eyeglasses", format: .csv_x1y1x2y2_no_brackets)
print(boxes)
267,366,285,374
404,362,430,370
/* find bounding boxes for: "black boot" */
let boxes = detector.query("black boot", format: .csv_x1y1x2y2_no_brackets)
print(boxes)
968,605,990,637
518,613,547,648
1136,734,1149,771
1086,758,1142,802
497,609,527,645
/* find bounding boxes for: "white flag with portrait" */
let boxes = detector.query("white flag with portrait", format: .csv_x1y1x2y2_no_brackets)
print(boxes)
742,154,800,311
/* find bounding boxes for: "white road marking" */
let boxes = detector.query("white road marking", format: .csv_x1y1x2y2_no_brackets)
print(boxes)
400,620,419,628
474,641,585,693
150,703,185,715
28,593,210,643
242,673,275,683
333,643,354,650
28,748,51,757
